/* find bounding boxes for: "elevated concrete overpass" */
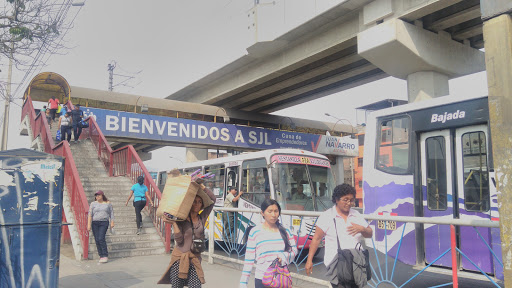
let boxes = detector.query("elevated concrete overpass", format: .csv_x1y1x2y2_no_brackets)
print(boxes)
166,0,486,110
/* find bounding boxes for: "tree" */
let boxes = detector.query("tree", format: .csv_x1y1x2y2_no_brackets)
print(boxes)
0,0,81,150
0,0,74,69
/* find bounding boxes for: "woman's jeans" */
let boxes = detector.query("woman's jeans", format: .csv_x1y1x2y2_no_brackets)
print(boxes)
133,200,146,229
92,221,109,258
60,125,72,142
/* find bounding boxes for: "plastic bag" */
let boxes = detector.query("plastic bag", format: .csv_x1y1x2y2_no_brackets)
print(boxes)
79,119,89,128
56,130,61,141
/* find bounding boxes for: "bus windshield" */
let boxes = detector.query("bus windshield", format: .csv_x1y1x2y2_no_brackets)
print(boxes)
270,155,335,211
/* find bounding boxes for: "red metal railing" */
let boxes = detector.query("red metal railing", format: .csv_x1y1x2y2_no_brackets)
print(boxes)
111,145,170,252
80,110,170,252
21,95,90,259
23,95,170,255
80,115,113,175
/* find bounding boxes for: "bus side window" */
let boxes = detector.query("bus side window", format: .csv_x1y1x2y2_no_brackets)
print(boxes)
376,116,411,174
205,164,225,198
241,159,270,207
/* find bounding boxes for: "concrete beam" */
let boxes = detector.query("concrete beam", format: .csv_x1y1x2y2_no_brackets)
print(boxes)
222,52,363,109
357,18,485,80
243,62,379,111
167,9,363,105
425,5,481,31
399,0,464,22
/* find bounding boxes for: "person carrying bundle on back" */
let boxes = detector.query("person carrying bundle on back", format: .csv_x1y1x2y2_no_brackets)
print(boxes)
158,170,216,288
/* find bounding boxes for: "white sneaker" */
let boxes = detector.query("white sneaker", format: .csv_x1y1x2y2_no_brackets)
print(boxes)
99,257,108,263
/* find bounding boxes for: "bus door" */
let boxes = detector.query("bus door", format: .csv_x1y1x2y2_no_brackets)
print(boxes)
420,130,454,267
421,126,495,274
455,125,494,275
226,165,240,194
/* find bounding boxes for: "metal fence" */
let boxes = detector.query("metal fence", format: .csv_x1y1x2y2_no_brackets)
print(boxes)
205,207,502,288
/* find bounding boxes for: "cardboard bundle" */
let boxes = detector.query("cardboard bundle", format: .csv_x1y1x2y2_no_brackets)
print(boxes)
156,174,201,221
156,171,215,221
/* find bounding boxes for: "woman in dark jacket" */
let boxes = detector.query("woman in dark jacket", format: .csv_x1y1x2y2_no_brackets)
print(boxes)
158,186,216,287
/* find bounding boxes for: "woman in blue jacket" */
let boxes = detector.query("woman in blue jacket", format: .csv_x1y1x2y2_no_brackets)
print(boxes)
125,175,154,234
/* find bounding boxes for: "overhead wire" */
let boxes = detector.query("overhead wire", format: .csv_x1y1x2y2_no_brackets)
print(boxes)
11,0,72,97
12,0,74,95
11,0,85,98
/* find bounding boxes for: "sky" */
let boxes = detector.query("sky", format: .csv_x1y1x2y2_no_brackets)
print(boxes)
0,0,489,172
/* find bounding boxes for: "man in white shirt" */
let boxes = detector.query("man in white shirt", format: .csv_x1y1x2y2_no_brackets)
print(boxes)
223,187,243,240
224,187,242,208
305,184,372,287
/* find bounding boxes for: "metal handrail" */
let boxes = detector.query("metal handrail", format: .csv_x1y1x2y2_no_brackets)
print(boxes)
216,207,500,228
21,95,90,259
80,115,113,174
110,145,169,252
79,113,168,252
208,207,502,288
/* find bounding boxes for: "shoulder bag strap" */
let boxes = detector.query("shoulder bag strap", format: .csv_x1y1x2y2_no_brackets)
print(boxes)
333,218,342,251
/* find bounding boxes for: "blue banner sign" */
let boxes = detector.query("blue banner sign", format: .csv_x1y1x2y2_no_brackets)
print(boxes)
83,107,358,156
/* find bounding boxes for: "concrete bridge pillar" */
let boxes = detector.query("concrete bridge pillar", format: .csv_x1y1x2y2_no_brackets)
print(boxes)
407,71,449,103
186,148,208,163
357,18,485,103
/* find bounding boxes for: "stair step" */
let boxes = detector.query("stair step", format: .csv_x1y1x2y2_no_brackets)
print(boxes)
88,240,165,252
93,233,163,243
110,216,153,223
114,211,155,217
88,247,167,260
56,137,166,260
113,223,160,230
101,226,158,235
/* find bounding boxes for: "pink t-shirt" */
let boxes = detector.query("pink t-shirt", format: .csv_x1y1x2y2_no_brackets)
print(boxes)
48,98,59,109
316,206,369,266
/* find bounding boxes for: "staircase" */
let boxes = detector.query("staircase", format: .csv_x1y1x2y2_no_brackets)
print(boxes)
49,122,165,260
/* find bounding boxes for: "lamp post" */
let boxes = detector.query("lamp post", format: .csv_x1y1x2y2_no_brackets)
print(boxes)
325,113,356,188
325,113,354,136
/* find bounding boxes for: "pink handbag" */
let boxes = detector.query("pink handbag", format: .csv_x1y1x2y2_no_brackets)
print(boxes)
262,258,293,288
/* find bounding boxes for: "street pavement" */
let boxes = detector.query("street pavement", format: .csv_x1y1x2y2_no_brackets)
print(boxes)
59,243,503,288
58,244,316,288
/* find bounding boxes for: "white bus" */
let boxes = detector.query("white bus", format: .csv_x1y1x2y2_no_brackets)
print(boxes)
157,149,336,251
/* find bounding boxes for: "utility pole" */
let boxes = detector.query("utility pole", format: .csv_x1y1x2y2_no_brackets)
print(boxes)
1,43,14,151
107,62,116,91
481,2,512,285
